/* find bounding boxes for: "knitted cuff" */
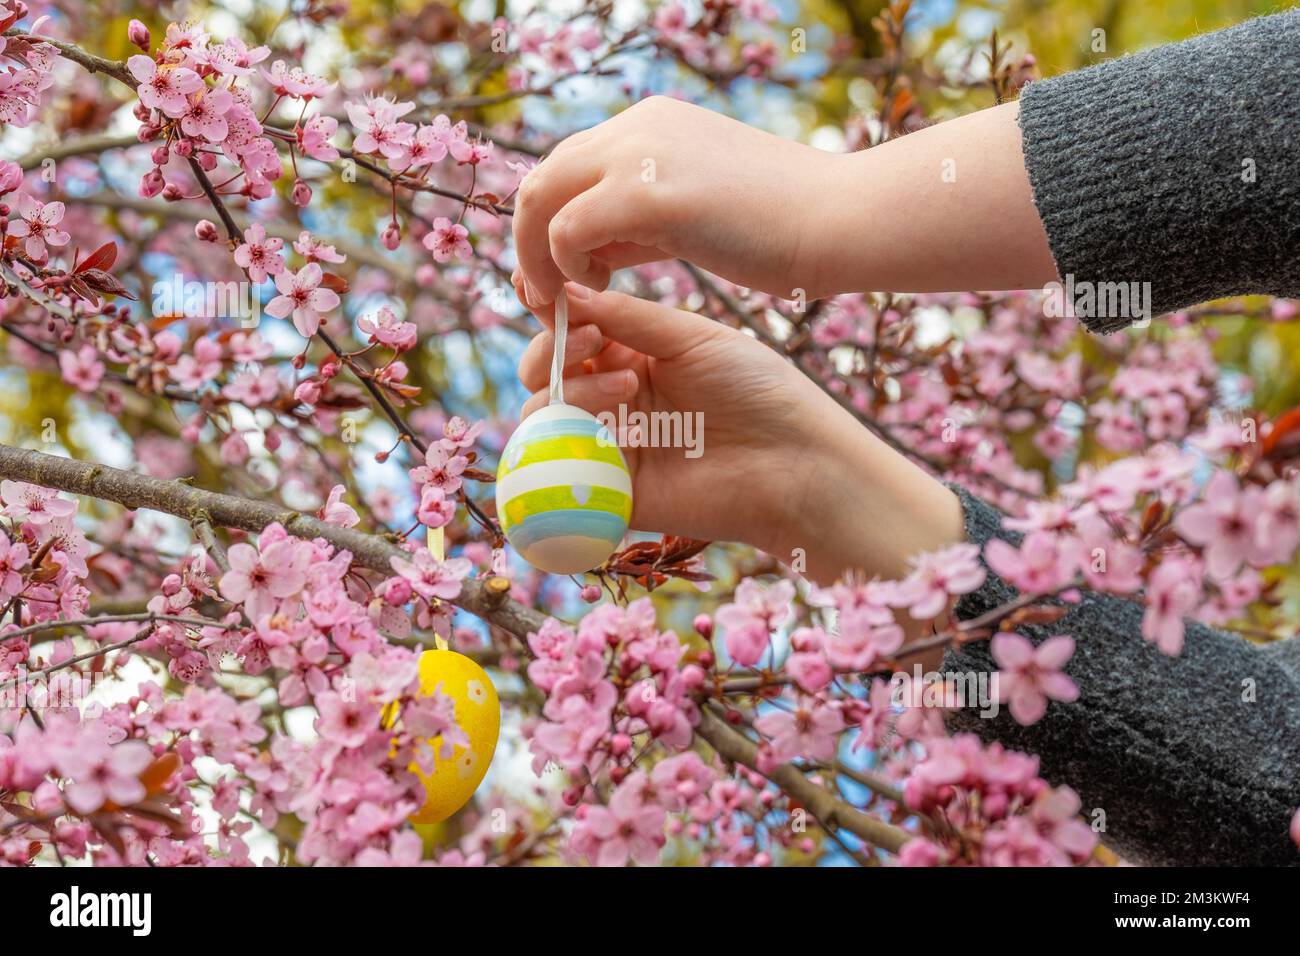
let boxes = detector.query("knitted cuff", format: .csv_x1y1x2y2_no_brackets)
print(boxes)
1016,9,1300,333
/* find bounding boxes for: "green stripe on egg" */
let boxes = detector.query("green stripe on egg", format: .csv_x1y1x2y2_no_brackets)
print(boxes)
496,403,632,575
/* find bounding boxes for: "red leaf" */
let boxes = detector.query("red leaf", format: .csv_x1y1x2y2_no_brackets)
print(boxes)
75,241,118,274
318,272,350,294
1262,408,1300,457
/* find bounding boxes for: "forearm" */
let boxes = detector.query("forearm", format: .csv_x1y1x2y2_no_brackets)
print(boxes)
811,101,1058,298
808,9,1300,326
945,485,1300,866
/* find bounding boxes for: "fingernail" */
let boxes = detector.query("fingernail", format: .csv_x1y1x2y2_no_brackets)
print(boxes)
564,282,592,301
598,370,633,394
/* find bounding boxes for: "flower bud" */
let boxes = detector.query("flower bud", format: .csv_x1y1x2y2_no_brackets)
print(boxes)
580,584,601,603
161,183,184,202
194,219,219,242
150,145,170,166
381,221,401,250
693,613,713,639
172,138,194,158
293,379,322,405
127,19,152,51
139,167,165,198
291,178,312,207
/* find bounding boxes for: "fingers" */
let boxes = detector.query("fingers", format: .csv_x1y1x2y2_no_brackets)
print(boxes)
518,323,605,392
512,147,602,308
519,368,638,420
547,180,636,290
557,286,714,360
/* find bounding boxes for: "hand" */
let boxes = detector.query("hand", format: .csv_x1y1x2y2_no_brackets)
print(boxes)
513,284,965,585
511,96,845,308
511,98,1059,307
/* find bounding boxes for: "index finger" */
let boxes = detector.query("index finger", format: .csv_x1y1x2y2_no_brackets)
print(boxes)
511,146,601,308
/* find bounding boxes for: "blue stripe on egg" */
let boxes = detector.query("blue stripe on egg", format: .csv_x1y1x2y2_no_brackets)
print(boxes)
508,509,629,551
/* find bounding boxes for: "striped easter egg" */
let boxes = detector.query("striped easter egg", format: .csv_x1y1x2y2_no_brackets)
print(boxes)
496,403,632,574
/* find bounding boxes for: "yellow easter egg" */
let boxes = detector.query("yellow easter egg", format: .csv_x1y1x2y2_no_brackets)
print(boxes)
407,648,500,824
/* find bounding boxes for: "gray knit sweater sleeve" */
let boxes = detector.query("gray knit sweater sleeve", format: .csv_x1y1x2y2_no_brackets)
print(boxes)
942,485,1300,866
1017,9,1300,332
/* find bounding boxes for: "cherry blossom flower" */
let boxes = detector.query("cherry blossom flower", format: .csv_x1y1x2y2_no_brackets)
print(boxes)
990,633,1079,725
127,55,204,116
58,344,105,392
318,485,360,527
389,550,471,602
571,772,666,866
218,525,312,620
715,578,794,666
0,534,28,599
233,223,285,283
893,542,986,619
1142,556,1202,655
60,740,152,815
1,480,77,526
422,217,472,263
293,231,347,264
298,114,339,162
754,696,844,763
8,194,70,259
1174,471,1263,580
358,305,417,351
265,263,340,337
180,88,233,141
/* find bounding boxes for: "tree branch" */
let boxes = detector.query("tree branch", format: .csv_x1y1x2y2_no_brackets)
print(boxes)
0,442,539,638
695,708,911,853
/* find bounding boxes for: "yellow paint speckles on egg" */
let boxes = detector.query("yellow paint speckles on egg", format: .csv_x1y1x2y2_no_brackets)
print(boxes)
406,648,501,824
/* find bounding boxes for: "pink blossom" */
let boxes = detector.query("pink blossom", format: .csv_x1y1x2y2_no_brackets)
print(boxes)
0,534,28,599
572,773,666,866
346,96,416,159
389,550,471,602
983,532,1076,596
893,542,987,619
61,740,152,815
416,485,456,528
232,223,285,283
1,480,76,526
180,88,233,141
410,445,467,494
990,633,1079,725
1142,557,1202,655
218,525,312,620
422,217,472,263
358,305,417,351
1174,471,1261,580
260,61,332,100
222,367,280,406
318,485,359,527
8,194,70,259
715,578,794,667
753,697,843,763
315,691,377,748
298,114,339,162
265,263,340,337
293,231,347,264
127,55,203,116
58,344,105,392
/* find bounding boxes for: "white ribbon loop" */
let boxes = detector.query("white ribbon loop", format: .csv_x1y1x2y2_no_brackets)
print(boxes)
549,286,568,406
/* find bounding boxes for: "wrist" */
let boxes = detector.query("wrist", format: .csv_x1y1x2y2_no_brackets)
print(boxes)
767,405,965,586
